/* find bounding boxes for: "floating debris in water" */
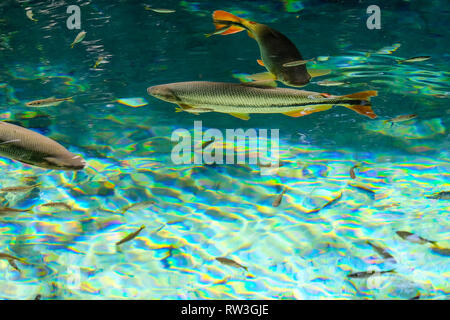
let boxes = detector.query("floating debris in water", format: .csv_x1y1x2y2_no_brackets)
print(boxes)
117,97,148,108
425,191,450,200
216,257,248,271
396,231,437,245
116,225,146,246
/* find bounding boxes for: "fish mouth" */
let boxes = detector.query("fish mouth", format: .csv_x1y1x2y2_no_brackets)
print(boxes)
147,85,178,102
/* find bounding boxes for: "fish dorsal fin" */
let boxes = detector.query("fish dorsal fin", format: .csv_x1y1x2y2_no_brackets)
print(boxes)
229,113,250,120
308,69,331,78
256,59,265,67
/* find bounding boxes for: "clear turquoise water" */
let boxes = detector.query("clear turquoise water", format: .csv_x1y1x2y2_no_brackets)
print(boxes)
0,0,448,299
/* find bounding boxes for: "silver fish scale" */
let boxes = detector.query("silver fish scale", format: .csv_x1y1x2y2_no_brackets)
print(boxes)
170,82,343,113
0,122,73,162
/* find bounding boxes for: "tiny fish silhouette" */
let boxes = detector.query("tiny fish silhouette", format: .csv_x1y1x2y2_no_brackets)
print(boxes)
116,225,146,246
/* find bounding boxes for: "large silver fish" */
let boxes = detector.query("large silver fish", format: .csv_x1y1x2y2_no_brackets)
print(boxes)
147,81,378,120
0,121,86,170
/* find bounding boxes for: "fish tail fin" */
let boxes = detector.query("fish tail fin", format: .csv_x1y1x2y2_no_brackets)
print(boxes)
342,90,378,119
343,90,378,100
212,10,248,36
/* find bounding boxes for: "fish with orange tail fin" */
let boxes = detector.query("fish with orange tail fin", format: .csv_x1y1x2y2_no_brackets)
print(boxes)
148,81,378,120
210,10,330,87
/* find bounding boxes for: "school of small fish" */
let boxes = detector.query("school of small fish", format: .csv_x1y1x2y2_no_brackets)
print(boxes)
0,3,446,301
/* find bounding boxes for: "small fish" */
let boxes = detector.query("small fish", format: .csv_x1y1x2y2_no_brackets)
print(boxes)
93,56,106,69
347,269,395,279
366,241,396,262
41,202,72,211
205,26,233,38
397,56,431,64
384,114,417,126
349,183,376,196
8,259,20,272
116,225,146,246
26,9,38,22
216,257,248,271
70,31,86,48
396,231,437,245
0,206,32,214
272,188,286,207
121,201,156,214
426,191,450,200
320,192,343,210
430,246,450,256
25,97,73,108
144,6,175,13
349,164,359,179
0,121,86,170
316,80,348,86
282,58,315,67
0,183,40,193
0,252,23,262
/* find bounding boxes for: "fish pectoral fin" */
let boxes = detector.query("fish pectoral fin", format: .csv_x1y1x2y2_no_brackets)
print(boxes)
247,72,276,81
257,59,265,66
229,113,250,120
283,105,333,117
176,103,194,111
308,69,331,78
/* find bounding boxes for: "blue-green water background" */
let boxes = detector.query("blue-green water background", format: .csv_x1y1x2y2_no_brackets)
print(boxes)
0,0,448,299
